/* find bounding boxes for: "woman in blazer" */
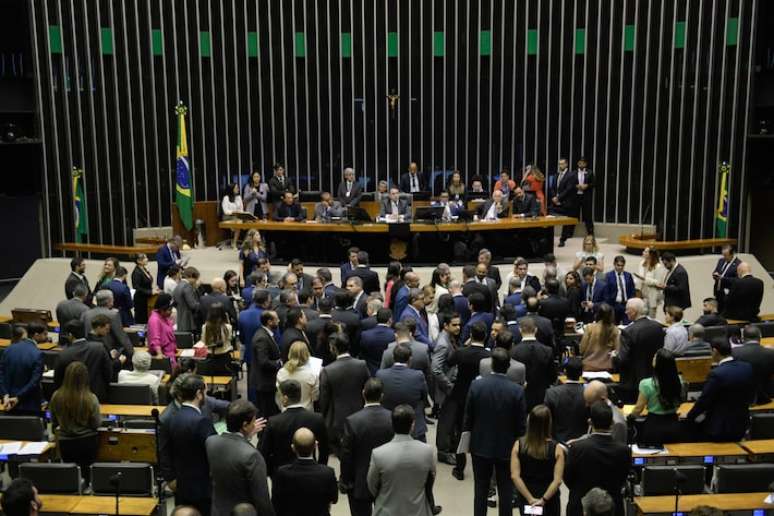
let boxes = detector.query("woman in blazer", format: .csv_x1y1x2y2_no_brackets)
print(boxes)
132,253,156,324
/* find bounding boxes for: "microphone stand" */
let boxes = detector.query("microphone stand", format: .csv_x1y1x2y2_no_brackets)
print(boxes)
673,468,687,516
109,472,122,516
151,408,165,514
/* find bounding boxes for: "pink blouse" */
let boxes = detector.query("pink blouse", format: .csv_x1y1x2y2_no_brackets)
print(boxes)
147,310,177,364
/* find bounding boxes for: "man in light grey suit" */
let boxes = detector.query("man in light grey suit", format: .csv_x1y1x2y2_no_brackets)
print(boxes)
56,284,90,328
314,192,345,221
80,289,133,359
376,344,429,442
173,267,201,333
205,400,273,516
380,323,431,391
367,404,437,516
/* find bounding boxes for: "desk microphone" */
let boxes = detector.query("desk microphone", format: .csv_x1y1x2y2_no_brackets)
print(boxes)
110,471,122,516
673,468,687,516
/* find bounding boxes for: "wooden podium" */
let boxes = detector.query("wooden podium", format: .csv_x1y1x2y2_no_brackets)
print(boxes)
171,201,223,247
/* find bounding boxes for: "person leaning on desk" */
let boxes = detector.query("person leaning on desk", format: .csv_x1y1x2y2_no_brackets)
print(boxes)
273,192,306,222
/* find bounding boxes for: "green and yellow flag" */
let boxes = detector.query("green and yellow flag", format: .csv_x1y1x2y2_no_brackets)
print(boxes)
175,103,193,230
715,162,730,238
72,167,88,243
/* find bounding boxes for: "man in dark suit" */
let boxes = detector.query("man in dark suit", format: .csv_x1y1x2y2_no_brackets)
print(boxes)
172,267,201,333
168,375,217,516
564,401,631,516
695,297,727,327
249,311,282,419
580,267,607,323
155,236,184,289
260,379,329,476
446,322,491,480
81,290,133,361
376,344,429,442
105,267,134,327
511,186,539,217
306,298,335,361
339,248,359,282
733,325,774,404
538,278,571,336
543,357,588,444
345,276,369,319
511,317,557,410
56,284,90,328
476,190,509,220
658,252,692,309
603,255,636,324
320,333,371,451
267,163,296,204
279,307,311,362
550,158,579,247
314,191,345,222
519,297,556,353
380,322,432,391
687,338,755,441
449,280,471,325
0,324,43,415
55,317,116,401
239,290,271,385
342,251,380,295
360,309,395,376
272,427,338,516
472,263,500,313
477,249,503,290
574,157,594,234
712,244,740,313
273,192,305,222
509,257,542,294
205,400,273,516
65,256,92,303
336,167,363,207
332,292,362,355
198,278,237,325
615,298,665,403
392,271,420,321
720,262,764,322
464,348,527,516
289,259,316,295
460,293,494,344
398,289,432,346
339,378,395,516
398,161,425,193
379,187,411,219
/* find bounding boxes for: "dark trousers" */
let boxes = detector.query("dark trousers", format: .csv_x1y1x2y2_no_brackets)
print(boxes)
471,455,513,516
579,193,594,234
347,495,373,516
439,396,467,473
555,204,579,242
612,302,629,325
254,389,279,419
58,434,99,482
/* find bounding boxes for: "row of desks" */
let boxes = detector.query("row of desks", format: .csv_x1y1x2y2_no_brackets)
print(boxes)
40,495,156,516
634,492,774,515
623,399,774,420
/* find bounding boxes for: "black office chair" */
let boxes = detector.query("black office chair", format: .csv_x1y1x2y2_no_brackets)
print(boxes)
299,190,321,202
174,331,194,349
702,325,729,342
107,383,153,405
640,465,706,496
41,378,56,401
752,322,774,337
150,356,172,373
90,463,154,496
0,322,11,339
0,416,46,441
19,463,81,494
42,350,59,370
196,354,238,377
750,413,774,439
122,419,157,430
715,464,774,493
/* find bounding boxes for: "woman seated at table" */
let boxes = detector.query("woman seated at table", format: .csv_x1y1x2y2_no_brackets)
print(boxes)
197,303,233,357
579,303,620,372
147,294,177,365
49,362,101,481
628,348,685,445
275,341,319,411
446,170,466,202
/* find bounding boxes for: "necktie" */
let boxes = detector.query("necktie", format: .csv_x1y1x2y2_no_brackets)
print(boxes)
279,176,284,186
587,284,592,302
346,181,352,195
411,175,418,192
392,201,398,215
617,273,625,303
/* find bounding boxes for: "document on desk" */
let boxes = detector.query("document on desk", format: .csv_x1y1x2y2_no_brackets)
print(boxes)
0,442,22,455
631,444,667,455
179,349,195,357
456,431,471,454
765,494,774,505
582,371,612,381
18,442,49,455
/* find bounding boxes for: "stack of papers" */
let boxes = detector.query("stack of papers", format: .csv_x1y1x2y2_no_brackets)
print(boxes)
0,442,22,455
632,445,667,455
0,441,50,456
179,349,195,357
582,371,613,381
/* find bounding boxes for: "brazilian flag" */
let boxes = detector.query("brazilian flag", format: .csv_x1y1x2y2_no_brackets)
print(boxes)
715,162,729,238
175,103,193,230
72,168,88,243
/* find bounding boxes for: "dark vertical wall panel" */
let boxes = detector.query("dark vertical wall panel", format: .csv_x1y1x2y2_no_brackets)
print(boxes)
31,0,756,249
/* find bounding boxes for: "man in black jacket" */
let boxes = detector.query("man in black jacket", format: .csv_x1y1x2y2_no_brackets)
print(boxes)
564,401,631,516
658,252,692,309
279,307,311,361
198,278,237,325
342,251,381,295
543,357,588,444
249,311,282,419
273,192,305,222
54,316,116,402
551,158,579,247
339,378,395,516
511,187,540,217
271,427,338,516
614,298,665,403
732,325,774,404
64,256,92,304
267,163,296,204
511,317,556,410
260,379,329,476
720,261,764,322
331,292,362,355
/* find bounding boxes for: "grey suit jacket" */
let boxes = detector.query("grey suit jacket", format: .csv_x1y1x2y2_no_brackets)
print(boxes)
205,432,274,516
80,306,132,357
367,434,435,516
379,198,410,218
314,201,345,221
57,298,89,328
431,331,457,406
479,357,526,385
173,280,200,333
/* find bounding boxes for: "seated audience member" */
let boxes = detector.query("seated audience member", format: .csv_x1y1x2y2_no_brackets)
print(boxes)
432,191,463,220
564,401,631,516
512,317,557,410
628,348,685,444
581,488,615,516
379,187,411,220
694,297,727,327
446,170,466,201
57,284,90,328
276,341,319,412
147,293,178,364
686,338,755,442
680,324,712,357
469,176,486,194
273,191,305,222
719,261,764,322
579,303,620,372
0,324,43,415
477,189,509,220
510,405,565,516
399,162,425,193
271,428,338,516
337,167,363,207
0,478,43,516
118,350,161,403
511,186,540,217
494,169,517,197
543,357,588,444
663,306,689,354
582,381,627,445
49,362,101,480
315,191,344,221
198,303,233,356
374,180,390,203
732,325,774,404
55,315,116,402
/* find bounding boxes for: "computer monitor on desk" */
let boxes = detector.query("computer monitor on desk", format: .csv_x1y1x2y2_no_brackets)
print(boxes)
347,206,372,223
414,206,445,222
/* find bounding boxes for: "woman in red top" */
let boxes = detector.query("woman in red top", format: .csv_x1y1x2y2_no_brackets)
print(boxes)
521,165,546,215
383,261,402,309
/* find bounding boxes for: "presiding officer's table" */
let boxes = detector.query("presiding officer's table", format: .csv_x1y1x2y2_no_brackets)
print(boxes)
221,215,578,263
634,493,774,515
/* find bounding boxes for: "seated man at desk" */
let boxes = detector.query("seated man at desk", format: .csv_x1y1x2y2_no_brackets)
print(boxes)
431,191,463,220
314,192,344,222
379,187,411,221
511,186,540,217
336,167,363,208
476,189,509,220
273,192,306,222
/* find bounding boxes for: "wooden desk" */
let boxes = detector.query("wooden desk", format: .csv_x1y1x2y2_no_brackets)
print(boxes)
161,374,233,386
73,496,157,515
100,404,165,417
739,439,774,455
675,356,713,383
0,339,59,350
660,442,748,458
624,400,774,419
761,336,774,348
97,429,156,463
134,347,241,361
634,493,773,515
0,316,59,331
39,495,80,514
558,373,620,384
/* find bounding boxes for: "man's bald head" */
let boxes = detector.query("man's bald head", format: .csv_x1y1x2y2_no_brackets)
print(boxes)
211,277,226,293
584,380,608,406
625,297,646,320
737,261,751,277
292,427,316,458
405,272,420,288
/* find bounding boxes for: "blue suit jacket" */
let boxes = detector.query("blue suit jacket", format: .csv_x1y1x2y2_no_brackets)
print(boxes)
167,405,217,503
238,305,264,365
392,286,410,321
399,306,432,347
376,365,428,440
241,285,256,304
452,294,472,325
602,271,636,305
581,279,607,316
106,279,134,327
360,325,396,376
461,312,495,344
463,373,526,460
503,294,529,317
340,262,355,281
0,340,43,413
156,244,180,289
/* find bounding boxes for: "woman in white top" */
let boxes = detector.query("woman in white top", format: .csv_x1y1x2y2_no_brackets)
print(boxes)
163,264,182,295
573,234,605,272
423,285,441,341
429,266,451,314
242,171,269,218
637,247,666,318
276,341,319,411
221,182,244,250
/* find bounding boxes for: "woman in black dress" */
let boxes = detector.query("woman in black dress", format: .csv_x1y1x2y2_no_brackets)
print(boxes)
511,404,566,516
131,253,155,324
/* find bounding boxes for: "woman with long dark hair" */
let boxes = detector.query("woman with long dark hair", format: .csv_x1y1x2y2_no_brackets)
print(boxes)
510,405,565,516
200,303,233,355
242,170,268,218
629,348,685,444
383,261,403,309
580,303,620,372
564,271,583,319
131,253,156,324
239,229,266,283
446,170,466,201
221,182,244,249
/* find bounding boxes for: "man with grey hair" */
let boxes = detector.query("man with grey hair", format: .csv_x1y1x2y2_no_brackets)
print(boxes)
581,487,614,516
680,324,712,356
399,288,431,345
614,297,665,402
81,289,133,359
57,283,90,327
478,248,502,290
199,277,237,325
337,167,363,207
118,350,161,403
